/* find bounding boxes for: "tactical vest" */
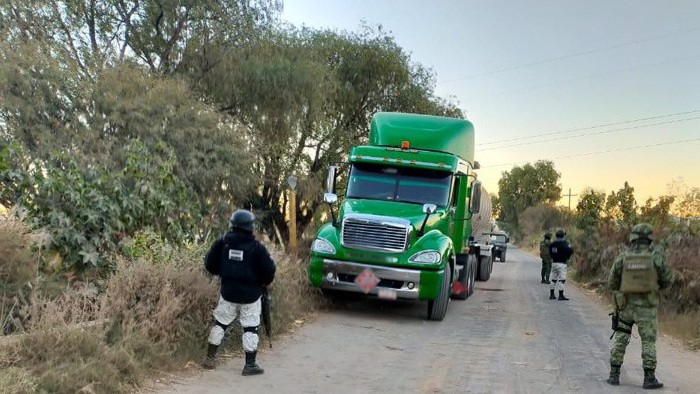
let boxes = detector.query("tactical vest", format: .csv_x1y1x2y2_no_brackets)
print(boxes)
620,251,658,293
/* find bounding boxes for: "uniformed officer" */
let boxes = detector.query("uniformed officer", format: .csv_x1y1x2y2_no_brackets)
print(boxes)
202,209,276,375
540,232,553,284
606,223,673,389
549,229,573,300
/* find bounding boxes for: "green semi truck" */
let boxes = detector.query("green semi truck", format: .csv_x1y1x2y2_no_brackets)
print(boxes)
308,112,495,321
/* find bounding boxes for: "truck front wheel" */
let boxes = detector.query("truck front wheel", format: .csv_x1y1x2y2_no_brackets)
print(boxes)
427,271,450,321
500,252,507,262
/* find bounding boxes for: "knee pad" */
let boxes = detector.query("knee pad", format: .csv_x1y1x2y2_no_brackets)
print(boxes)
560,280,566,284
551,279,558,283
209,325,225,346
242,326,260,352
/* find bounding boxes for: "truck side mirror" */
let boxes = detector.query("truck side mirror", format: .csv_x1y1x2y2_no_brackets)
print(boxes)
324,193,338,205
418,203,437,236
469,181,482,214
324,193,339,227
326,165,337,194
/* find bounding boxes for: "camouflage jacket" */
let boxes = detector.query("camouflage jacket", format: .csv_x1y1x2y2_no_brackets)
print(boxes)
539,239,552,262
607,244,673,307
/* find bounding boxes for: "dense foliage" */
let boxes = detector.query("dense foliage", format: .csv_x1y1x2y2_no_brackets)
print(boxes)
0,0,461,271
496,160,562,237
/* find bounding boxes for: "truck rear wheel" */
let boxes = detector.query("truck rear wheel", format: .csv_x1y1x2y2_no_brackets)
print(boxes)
427,271,450,321
500,252,507,262
477,255,492,281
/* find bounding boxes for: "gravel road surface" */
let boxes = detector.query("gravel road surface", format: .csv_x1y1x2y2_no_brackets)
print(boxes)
159,247,700,393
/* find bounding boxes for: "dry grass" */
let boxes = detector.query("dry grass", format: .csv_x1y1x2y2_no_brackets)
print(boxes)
0,213,47,334
569,225,700,348
659,310,700,350
0,229,325,393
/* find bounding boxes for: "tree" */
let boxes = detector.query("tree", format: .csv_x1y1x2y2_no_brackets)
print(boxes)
0,0,280,78
496,160,561,233
519,203,572,238
1,57,253,234
676,188,700,219
576,188,606,230
188,25,463,239
604,181,637,227
640,195,675,226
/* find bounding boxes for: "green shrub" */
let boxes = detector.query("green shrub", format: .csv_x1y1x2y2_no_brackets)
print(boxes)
1,141,199,270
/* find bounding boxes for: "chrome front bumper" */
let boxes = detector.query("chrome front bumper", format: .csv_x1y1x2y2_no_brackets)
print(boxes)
321,259,421,299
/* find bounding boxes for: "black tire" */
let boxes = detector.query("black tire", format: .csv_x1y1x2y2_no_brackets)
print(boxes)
427,270,450,321
477,255,492,281
500,252,507,262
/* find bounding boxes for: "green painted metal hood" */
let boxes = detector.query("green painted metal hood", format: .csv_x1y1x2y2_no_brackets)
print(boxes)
369,112,474,163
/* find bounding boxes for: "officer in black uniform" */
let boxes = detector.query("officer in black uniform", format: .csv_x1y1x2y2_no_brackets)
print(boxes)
202,209,276,375
549,229,574,301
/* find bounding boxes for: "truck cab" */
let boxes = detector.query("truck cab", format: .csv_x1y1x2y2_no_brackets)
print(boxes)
308,112,492,321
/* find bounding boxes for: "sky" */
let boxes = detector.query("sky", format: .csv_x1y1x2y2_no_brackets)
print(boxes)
281,0,700,208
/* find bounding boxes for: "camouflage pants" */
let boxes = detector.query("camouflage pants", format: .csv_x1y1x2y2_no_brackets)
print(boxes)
541,260,552,280
610,305,658,370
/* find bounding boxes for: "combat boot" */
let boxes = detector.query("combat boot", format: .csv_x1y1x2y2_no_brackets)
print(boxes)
549,289,556,300
541,278,547,284
558,291,569,301
242,351,264,376
606,364,621,386
202,343,219,370
545,279,551,284
643,369,663,389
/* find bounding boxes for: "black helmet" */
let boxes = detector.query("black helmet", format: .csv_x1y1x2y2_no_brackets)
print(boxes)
555,229,566,238
229,209,255,233
544,232,552,240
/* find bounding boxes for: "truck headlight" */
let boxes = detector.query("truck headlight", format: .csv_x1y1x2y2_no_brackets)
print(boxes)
311,238,336,254
409,250,441,264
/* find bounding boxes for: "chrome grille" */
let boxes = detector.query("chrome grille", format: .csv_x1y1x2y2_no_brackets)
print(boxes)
341,215,409,253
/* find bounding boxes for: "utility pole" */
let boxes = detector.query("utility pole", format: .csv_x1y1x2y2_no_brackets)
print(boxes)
563,188,578,210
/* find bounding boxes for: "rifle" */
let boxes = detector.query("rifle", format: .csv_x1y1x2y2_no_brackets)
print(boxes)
609,291,626,340
261,287,272,349
609,310,619,340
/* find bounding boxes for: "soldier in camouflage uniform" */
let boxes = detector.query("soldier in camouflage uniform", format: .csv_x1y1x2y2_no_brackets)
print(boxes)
539,232,552,284
606,223,673,389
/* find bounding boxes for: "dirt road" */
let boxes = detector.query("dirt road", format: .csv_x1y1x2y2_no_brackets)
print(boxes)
159,247,700,393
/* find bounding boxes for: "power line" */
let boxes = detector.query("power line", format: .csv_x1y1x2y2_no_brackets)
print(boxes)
461,54,700,103
480,137,700,169
443,26,700,82
480,116,700,151
477,109,700,146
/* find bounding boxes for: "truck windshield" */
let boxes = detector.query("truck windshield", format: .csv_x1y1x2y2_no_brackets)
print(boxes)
346,163,451,207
